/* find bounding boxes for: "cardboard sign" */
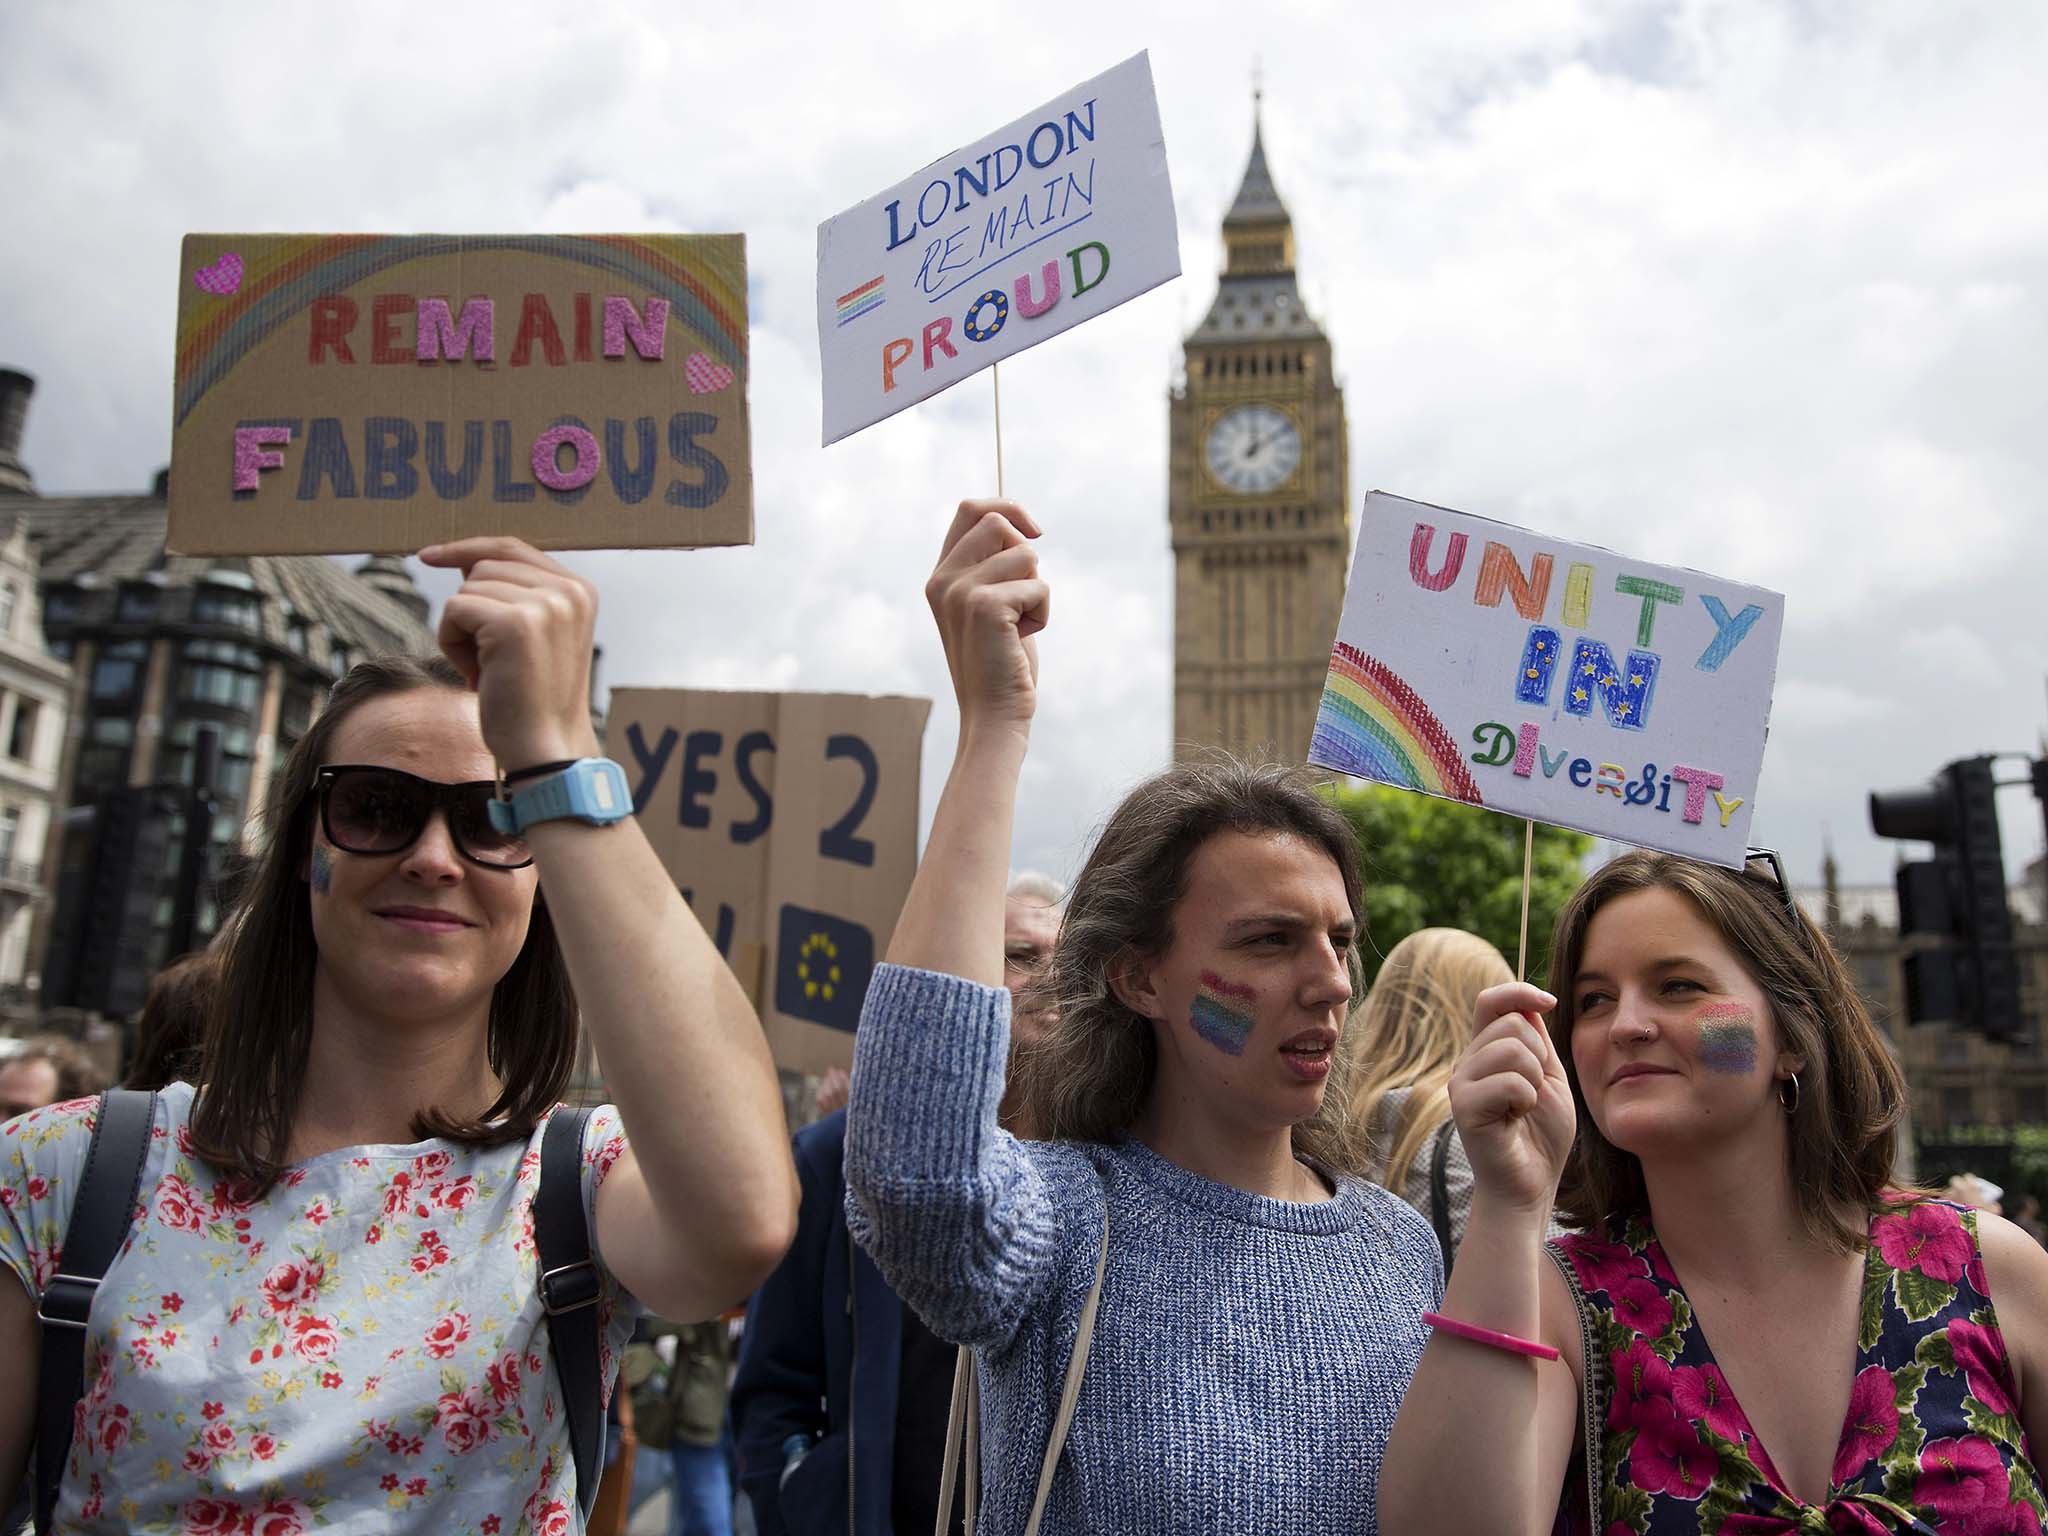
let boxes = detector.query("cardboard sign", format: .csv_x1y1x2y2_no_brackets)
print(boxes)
169,234,751,555
816,51,1179,445
1308,492,1784,867
611,686,931,1074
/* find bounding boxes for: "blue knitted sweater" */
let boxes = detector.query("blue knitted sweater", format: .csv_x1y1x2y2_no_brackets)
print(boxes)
843,963,1442,1535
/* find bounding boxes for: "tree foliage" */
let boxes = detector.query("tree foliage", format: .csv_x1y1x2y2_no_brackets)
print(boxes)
1321,782,1592,990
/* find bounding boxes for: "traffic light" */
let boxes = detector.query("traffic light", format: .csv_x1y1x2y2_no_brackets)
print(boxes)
1869,756,2022,1040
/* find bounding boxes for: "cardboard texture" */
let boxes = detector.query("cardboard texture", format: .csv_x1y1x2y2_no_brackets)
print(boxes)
611,686,932,1074
170,234,752,555
816,51,1179,445
1308,492,1784,867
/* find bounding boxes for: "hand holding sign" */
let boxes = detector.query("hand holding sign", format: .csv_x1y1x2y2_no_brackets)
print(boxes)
926,499,1048,739
422,537,602,771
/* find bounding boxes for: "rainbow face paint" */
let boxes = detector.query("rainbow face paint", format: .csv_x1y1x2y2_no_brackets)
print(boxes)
1695,1002,1758,1075
1191,971,1256,1057
310,843,334,896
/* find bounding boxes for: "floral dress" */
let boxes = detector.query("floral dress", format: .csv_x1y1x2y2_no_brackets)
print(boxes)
1552,1196,2042,1535
0,1084,638,1535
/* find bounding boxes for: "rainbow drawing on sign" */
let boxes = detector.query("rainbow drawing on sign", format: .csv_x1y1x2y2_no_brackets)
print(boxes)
1311,643,1484,805
837,276,885,327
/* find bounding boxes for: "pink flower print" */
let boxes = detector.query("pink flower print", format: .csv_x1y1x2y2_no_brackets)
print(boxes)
437,1385,496,1454
1947,1319,2019,1418
201,1400,224,1420
288,1314,340,1364
320,1370,343,1390
282,1168,307,1188
1872,1203,1973,1284
303,1197,333,1227
486,1350,523,1402
1609,1276,1674,1338
247,1499,309,1536
1565,1236,1648,1297
0,1186,16,1210
152,1174,206,1233
527,1349,545,1375
414,1149,453,1181
175,1125,195,1154
2011,1499,2045,1536
482,1518,502,1535
592,1133,627,1183
180,1496,244,1534
181,1448,214,1477
1914,1436,2012,1536
423,1310,472,1360
365,1223,382,1245
208,1178,258,1216
1831,1365,1901,1483
380,1475,400,1492
25,1175,50,1200
1628,1402,1716,1500
432,1175,479,1211
95,1403,133,1453
24,1244,59,1290
405,1478,429,1497
381,1172,414,1218
202,1419,237,1456
250,1433,278,1461
1609,1338,1675,1431
1672,1362,1750,1446
162,1292,183,1313
260,1258,319,1315
533,1499,573,1536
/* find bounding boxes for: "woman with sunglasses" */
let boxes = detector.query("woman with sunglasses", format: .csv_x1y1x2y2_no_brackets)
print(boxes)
0,538,798,1534
1378,849,2048,1535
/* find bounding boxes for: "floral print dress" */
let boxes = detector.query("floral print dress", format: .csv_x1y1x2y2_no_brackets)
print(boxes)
1553,1196,2042,1535
0,1084,638,1535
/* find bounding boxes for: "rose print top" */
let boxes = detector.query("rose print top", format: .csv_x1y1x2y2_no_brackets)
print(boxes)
0,1083,638,1535
1553,1196,2043,1535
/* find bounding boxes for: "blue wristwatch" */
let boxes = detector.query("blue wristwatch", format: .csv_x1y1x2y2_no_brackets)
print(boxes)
488,758,632,835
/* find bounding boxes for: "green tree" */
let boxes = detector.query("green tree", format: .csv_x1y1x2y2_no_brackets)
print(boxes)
1321,782,1592,990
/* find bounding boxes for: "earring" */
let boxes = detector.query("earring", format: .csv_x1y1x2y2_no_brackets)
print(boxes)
1778,1073,1801,1115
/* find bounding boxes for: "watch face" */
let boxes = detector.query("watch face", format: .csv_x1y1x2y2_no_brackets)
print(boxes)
1205,404,1302,494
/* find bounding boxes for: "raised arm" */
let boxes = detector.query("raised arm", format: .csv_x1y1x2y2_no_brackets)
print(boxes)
1378,982,1583,1536
422,537,798,1322
844,501,1071,1347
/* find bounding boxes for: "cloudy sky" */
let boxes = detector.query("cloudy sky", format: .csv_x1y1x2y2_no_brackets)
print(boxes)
4,0,2045,902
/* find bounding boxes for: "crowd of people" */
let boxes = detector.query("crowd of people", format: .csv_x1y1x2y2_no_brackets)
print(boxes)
3,504,2045,1535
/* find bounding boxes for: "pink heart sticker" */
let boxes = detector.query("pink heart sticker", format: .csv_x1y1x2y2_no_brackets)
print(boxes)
193,252,245,296
684,352,735,395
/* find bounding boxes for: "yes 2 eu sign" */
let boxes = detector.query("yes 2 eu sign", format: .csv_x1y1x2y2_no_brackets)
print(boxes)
611,687,931,1073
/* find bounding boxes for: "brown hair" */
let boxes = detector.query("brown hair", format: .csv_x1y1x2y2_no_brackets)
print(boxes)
188,655,578,1192
125,951,219,1091
1548,849,1908,1251
3,1035,108,1104
1017,757,1374,1174
1348,928,1514,1190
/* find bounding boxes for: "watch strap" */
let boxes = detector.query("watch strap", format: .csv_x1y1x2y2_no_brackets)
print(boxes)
487,757,630,834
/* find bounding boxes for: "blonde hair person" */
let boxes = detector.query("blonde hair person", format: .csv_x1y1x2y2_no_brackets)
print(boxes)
1348,928,1513,1261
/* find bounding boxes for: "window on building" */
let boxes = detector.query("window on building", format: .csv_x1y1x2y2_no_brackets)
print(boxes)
159,718,257,803
117,586,160,623
0,805,18,867
175,640,262,712
73,715,135,799
91,640,150,702
192,584,262,631
6,699,36,763
42,588,83,627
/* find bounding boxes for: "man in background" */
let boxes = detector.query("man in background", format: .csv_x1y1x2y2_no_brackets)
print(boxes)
730,872,1065,1536
0,1035,107,1119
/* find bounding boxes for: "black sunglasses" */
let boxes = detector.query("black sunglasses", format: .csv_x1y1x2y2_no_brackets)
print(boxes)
315,765,533,870
1744,847,1803,929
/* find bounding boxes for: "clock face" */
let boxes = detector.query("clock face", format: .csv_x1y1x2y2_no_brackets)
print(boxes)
1205,404,1301,494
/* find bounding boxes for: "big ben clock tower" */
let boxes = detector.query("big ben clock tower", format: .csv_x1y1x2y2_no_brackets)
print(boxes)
1169,101,1350,762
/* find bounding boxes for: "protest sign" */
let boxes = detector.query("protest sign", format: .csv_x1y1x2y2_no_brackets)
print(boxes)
1308,492,1784,867
169,234,751,555
611,686,931,1074
816,51,1179,445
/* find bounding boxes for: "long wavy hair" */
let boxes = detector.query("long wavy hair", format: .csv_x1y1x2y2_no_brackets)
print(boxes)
1547,849,1909,1252
188,655,578,1192
1348,928,1513,1191
1015,757,1374,1175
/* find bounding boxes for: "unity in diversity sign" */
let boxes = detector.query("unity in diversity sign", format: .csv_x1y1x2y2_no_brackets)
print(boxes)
1308,492,1785,866
611,686,931,1074
169,234,752,555
816,51,1180,445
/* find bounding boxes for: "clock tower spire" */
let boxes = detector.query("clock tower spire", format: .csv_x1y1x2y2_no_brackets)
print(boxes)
1167,99,1350,762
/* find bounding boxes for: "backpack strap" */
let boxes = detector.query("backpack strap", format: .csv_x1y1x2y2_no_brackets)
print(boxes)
535,1104,605,1519
1427,1118,1457,1281
34,1088,158,1536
